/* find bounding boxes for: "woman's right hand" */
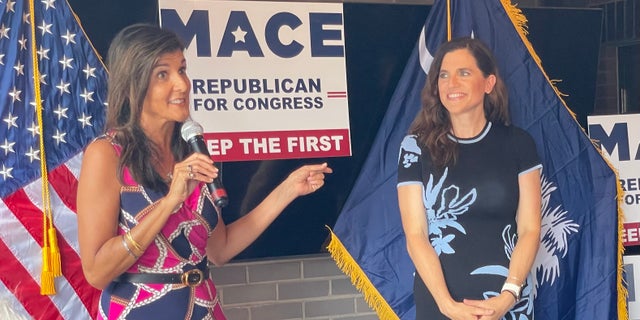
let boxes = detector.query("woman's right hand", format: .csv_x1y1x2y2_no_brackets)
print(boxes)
165,153,219,207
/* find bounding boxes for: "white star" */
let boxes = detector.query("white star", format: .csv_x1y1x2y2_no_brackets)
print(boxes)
0,164,14,180
38,20,53,36
80,89,94,103
30,98,44,108
41,0,56,10
56,79,70,95
23,12,30,24
6,0,16,13
1,139,15,155
8,87,21,103
53,104,69,119
27,122,40,137
78,113,93,128
3,113,18,129
53,129,67,145
83,64,96,79
18,34,27,50
59,55,73,70
231,26,247,43
39,73,47,85
0,24,11,39
13,61,24,76
26,146,40,163
61,30,76,45
0,53,5,65
37,45,50,60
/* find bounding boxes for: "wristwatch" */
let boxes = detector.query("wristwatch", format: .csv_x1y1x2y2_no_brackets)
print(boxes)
501,282,523,301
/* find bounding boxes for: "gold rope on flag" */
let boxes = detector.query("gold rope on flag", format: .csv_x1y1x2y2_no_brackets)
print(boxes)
28,0,62,295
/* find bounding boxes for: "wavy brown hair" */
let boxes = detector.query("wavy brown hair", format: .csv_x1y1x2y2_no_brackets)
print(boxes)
410,37,509,170
105,24,190,192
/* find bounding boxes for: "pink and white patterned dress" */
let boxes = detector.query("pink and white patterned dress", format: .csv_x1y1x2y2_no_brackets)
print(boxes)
98,140,226,320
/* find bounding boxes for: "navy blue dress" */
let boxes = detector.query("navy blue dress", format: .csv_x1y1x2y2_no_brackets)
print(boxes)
397,122,541,320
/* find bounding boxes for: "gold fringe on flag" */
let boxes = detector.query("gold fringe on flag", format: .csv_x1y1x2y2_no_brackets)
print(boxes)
500,1,628,319
586,135,628,320
326,227,399,320
28,0,62,294
611,164,630,320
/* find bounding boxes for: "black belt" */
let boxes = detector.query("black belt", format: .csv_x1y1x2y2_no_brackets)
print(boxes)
115,260,209,287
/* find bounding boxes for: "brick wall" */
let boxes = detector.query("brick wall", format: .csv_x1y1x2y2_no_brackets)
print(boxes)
210,254,379,320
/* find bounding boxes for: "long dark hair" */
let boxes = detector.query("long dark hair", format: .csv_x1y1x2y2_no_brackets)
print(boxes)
410,37,509,170
105,23,190,191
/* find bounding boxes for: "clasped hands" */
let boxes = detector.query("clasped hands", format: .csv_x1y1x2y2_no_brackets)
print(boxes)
442,293,516,320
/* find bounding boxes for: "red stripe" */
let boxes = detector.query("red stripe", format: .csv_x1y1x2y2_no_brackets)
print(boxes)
0,238,64,320
4,189,100,318
58,231,101,317
49,164,79,213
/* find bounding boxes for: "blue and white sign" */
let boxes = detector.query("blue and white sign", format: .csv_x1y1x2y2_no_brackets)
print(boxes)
159,0,351,161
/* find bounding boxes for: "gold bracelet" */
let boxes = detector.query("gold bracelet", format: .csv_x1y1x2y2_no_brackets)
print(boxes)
122,236,139,259
125,231,143,254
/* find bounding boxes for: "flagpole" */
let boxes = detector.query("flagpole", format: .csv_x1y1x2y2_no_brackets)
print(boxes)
446,0,451,41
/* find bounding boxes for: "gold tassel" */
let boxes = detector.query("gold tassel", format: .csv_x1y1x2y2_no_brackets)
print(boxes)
48,227,62,277
40,246,56,295
326,227,399,320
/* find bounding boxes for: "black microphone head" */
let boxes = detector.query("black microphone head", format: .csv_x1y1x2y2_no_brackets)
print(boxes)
180,120,204,142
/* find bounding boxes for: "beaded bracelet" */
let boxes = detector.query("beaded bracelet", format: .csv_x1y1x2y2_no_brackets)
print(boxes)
122,235,139,259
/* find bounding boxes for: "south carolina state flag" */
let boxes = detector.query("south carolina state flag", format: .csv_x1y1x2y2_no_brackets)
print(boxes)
327,0,624,319
0,0,107,318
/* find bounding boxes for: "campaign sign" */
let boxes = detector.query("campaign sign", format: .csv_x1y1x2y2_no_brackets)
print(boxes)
588,114,640,246
159,0,351,161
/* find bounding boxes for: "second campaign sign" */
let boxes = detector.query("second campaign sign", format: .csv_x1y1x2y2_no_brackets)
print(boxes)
159,0,351,161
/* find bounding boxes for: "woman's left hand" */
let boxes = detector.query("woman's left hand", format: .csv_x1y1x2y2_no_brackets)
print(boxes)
284,162,333,196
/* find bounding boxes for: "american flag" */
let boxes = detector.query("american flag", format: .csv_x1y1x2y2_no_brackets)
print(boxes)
0,0,107,319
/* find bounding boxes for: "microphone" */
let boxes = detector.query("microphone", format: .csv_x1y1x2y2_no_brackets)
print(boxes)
180,120,229,207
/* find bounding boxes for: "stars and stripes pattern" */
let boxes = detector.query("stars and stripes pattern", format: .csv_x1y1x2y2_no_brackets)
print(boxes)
0,0,107,319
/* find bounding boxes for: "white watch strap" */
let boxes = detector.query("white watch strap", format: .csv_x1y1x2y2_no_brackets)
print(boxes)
501,282,522,299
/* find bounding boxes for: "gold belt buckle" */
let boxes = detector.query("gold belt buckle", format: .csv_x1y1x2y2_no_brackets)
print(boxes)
181,269,204,287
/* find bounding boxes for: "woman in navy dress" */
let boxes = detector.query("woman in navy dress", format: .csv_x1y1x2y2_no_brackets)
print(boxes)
397,37,542,320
